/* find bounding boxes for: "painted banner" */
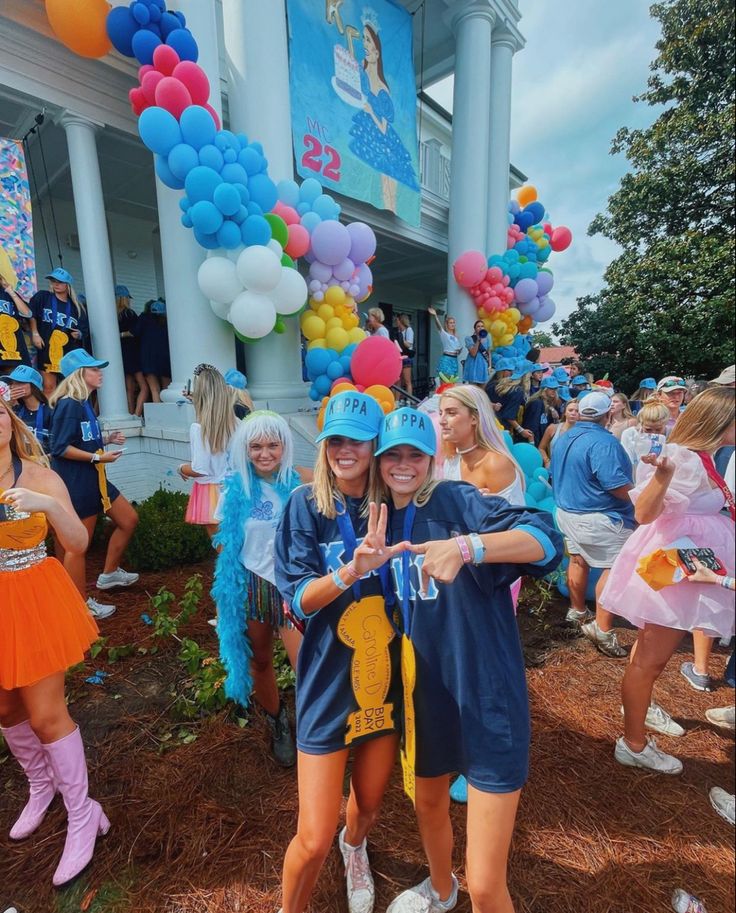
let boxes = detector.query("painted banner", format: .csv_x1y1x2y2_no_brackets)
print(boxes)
287,0,420,226
0,139,36,300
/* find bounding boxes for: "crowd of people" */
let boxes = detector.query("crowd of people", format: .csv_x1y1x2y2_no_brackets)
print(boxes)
0,267,734,913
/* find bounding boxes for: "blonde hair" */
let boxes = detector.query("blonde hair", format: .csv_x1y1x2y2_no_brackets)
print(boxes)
50,280,85,316
368,307,385,325
231,387,255,413
395,313,410,329
440,385,525,489
311,438,378,519
370,454,440,508
636,398,669,428
192,366,237,455
48,368,92,407
610,392,634,422
668,387,735,452
630,386,656,405
116,295,132,315
0,400,48,467
494,374,531,398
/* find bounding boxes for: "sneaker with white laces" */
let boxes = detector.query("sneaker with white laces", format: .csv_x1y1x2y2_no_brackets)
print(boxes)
338,826,375,913
96,567,140,590
709,786,735,826
672,889,708,913
565,607,595,625
679,661,714,692
581,620,627,658
387,875,459,912
704,705,735,731
620,702,685,737
86,597,116,619
614,736,683,774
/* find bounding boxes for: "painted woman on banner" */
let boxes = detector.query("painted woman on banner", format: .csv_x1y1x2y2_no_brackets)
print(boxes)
348,8,420,213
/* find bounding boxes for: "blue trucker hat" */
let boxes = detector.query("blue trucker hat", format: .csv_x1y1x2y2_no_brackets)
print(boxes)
315,391,384,443
540,376,559,390
60,349,109,377
46,267,73,284
375,407,437,457
639,377,657,390
224,368,247,389
6,364,43,388
115,284,132,298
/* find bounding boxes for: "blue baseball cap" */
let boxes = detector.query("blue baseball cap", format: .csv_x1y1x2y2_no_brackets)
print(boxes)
558,386,572,402
115,285,132,298
224,368,247,389
151,299,166,314
59,349,109,377
639,377,657,390
493,358,514,373
553,367,570,384
316,391,384,443
375,407,437,457
6,364,43,388
571,375,590,386
46,267,73,284
510,360,537,380
540,376,559,390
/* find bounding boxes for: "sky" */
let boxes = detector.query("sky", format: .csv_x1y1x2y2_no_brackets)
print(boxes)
427,0,664,334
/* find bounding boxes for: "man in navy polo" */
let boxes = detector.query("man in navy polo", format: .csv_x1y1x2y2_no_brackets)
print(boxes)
550,391,634,658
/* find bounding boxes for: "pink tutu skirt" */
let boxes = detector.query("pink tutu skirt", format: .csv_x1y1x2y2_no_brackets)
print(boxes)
185,481,221,525
600,512,735,638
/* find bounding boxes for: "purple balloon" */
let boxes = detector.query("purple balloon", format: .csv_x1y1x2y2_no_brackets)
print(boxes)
333,257,355,281
310,261,333,284
536,271,554,297
346,222,376,265
309,279,322,293
514,277,538,304
354,263,373,301
535,296,556,322
311,220,351,266
518,296,541,316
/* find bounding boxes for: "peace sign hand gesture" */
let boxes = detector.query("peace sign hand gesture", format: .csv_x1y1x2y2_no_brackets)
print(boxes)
351,502,409,576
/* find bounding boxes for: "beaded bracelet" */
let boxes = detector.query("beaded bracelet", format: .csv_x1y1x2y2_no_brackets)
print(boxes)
455,536,472,564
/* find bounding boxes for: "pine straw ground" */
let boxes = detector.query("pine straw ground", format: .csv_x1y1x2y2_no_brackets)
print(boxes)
1,553,733,913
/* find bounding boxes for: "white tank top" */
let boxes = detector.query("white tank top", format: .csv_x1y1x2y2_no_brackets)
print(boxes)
442,453,525,506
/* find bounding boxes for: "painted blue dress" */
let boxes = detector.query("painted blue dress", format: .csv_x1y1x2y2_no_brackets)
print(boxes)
349,71,419,190
463,335,490,384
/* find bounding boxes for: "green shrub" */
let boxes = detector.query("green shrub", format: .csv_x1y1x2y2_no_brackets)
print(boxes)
125,489,212,571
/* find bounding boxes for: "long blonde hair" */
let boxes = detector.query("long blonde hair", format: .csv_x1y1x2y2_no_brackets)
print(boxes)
311,438,378,519
668,387,735,452
0,400,48,467
494,374,531,398
609,392,634,422
48,368,91,407
192,365,237,455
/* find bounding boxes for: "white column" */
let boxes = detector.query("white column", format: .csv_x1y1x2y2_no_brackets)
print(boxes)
60,112,130,421
158,0,234,403
486,31,517,257
443,0,495,342
222,0,307,408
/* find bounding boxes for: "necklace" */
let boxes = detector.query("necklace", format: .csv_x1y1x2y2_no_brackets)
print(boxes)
456,444,478,455
0,461,13,485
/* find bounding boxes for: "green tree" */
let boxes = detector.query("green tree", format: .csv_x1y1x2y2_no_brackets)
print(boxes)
530,330,554,348
555,0,735,391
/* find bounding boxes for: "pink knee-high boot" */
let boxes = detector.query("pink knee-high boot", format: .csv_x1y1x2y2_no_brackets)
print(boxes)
1,720,57,840
42,726,110,887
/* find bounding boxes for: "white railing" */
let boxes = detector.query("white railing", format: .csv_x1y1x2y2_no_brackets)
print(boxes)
419,139,451,201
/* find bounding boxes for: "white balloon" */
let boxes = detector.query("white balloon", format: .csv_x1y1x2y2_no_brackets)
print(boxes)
236,245,282,293
267,240,283,258
229,290,277,339
270,267,308,316
210,299,231,320
197,257,243,305
226,245,245,263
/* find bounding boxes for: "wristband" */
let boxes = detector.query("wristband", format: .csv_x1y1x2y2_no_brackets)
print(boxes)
455,536,472,564
344,562,363,580
720,575,735,590
90,452,100,463
332,569,350,591
468,532,486,565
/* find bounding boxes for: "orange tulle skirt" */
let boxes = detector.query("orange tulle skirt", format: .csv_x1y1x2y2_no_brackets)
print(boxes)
0,557,99,689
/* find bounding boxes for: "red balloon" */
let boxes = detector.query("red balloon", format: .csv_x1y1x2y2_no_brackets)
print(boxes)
274,201,300,225
543,221,554,237
152,43,180,76
487,266,503,284
141,70,164,104
285,223,310,259
550,226,573,252
173,60,210,106
129,87,149,115
351,336,402,388
204,103,221,130
155,76,193,119
139,64,155,80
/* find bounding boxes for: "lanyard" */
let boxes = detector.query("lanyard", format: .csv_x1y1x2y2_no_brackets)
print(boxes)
83,400,103,447
50,295,71,330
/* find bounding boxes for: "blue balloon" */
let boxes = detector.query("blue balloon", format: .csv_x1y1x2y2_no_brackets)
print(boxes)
533,467,550,483
223,149,237,164
140,107,182,156
527,481,548,503
248,173,278,212
515,211,535,232
149,5,162,24
314,375,332,396
181,212,193,229
213,183,241,216
216,220,242,249
524,202,545,223
339,355,352,373
184,165,222,203
106,6,138,56
220,163,249,186
300,177,323,203
198,144,224,172
193,228,220,250
155,154,184,189
296,202,310,216
235,132,249,148
301,211,321,233
277,179,300,207
178,196,190,213
309,386,322,402
241,215,272,247
232,205,248,225
159,11,181,38
246,201,263,216
131,28,160,65
190,200,223,235
306,348,332,375
144,22,161,39
132,2,150,26
518,261,538,280
236,184,250,204
165,28,198,62
167,143,199,180
180,106,216,151
238,147,263,176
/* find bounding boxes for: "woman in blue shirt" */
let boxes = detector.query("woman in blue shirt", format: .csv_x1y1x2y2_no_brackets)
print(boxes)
462,321,490,385
5,365,53,453
522,377,561,446
28,269,89,394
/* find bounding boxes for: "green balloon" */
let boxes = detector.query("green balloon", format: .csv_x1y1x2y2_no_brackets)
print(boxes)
234,329,257,344
274,317,286,334
281,252,295,269
265,213,288,247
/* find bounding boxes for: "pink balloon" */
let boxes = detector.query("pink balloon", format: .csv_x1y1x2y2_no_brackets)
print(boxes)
351,336,402,388
273,202,300,225
330,377,353,390
153,44,180,76
155,77,192,119
141,70,164,104
129,87,149,115
550,226,572,252
453,251,487,289
543,222,554,237
487,266,503,284
203,104,221,130
285,224,310,258
138,64,155,79
173,60,210,106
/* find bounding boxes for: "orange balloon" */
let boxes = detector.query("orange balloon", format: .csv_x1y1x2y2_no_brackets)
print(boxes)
516,185,538,207
46,0,112,58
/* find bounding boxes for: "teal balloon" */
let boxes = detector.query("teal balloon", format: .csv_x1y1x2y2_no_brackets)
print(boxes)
139,107,182,156
512,442,542,477
533,467,550,483
168,143,199,180
527,481,548,503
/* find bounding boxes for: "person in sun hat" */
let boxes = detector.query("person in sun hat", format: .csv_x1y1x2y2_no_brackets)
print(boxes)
569,375,591,398
491,361,536,440
28,268,89,395
522,376,561,446
135,299,171,403
657,376,688,432
550,391,636,659
711,365,735,387
274,389,403,913
48,350,140,621
0,270,33,371
4,364,53,453
630,377,657,415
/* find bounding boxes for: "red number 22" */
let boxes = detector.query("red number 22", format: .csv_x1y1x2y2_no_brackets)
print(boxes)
301,134,341,182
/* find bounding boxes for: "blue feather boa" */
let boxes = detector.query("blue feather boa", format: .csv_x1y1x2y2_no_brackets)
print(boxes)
212,466,300,708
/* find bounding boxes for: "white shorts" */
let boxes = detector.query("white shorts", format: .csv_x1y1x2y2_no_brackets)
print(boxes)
556,508,634,569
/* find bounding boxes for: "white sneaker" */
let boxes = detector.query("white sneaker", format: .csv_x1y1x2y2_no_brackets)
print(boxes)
338,827,375,913
96,567,140,590
581,620,627,658
387,875,459,912
620,703,685,737
705,705,735,731
87,597,116,619
565,607,594,625
614,736,683,774
709,787,735,826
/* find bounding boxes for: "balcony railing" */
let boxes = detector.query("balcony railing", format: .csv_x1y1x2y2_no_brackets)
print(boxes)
419,139,451,202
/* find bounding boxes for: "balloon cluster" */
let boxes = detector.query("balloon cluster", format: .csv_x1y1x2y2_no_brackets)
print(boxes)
504,438,556,515
304,344,357,401
106,0,198,65
128,44,219,125
453,253,515,315
300,286,366,362
307,221,376,304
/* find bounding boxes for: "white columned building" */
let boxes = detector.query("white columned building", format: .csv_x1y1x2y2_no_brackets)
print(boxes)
222,0,307,409
443,0,495,342
60,111,130,422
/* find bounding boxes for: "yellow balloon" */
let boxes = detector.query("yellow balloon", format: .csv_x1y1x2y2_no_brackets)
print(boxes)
501,334,515,346
325,327,350,352
325,286,346,307
301,314,326,341
317,304,335,321
307,339,327,350
326,317,344,331
344,313,359,329
507,308,521,323
491,320,506,336
348,327,367,345
517,185,537,207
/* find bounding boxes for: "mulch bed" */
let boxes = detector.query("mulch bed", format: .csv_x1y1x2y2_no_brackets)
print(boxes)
1,553,733,913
